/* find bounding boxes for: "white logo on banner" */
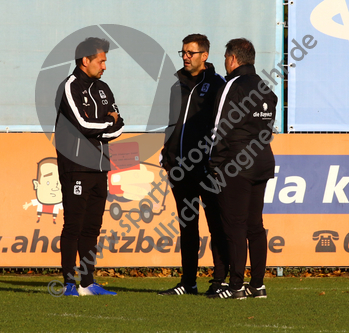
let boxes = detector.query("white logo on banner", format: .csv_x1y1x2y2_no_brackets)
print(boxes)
310,0,349,40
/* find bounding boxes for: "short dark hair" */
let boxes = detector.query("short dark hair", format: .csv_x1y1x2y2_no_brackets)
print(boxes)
75,37,110,67
225,38,255,65
182,34,210,53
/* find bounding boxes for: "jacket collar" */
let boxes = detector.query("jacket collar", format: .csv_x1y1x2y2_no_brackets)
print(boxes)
73,66,98,86
225,64,256,81
176,62,216,87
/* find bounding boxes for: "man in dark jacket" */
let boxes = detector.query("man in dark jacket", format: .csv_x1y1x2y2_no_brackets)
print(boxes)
208,38,277,299
159,34,229,296
55,37,124,296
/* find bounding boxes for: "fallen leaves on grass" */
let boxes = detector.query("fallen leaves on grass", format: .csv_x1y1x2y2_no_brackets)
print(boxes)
130,269,140,277
244,269,251,278
4,266,349,278
333,269,342,276
264,271,274,278
319,291,326,296
158,268,172,277
114,273,125,278
96,270,109,277
283,267,349,278
197,268,214,277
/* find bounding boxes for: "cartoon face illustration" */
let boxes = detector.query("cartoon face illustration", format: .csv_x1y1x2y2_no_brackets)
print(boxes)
32,159,62,205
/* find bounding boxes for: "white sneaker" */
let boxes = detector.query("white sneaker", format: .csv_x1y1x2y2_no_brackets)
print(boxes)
78,282,117,296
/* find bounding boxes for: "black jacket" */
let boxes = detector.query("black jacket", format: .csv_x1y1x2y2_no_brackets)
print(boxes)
209,64,277,181
55,66,124,174
160,63,225,171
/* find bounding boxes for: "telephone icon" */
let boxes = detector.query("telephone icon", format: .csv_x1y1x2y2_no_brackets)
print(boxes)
312,230,339,253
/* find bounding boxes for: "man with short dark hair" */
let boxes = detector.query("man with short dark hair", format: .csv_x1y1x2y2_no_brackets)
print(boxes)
159,34,228,296
208,38,277,299
55,37,124,296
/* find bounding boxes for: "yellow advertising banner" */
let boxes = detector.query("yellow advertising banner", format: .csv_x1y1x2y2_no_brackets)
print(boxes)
1,133,349,267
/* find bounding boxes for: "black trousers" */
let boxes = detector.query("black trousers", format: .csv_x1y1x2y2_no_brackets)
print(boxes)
59,171,107,287
217,174,268,290
170,170,229,287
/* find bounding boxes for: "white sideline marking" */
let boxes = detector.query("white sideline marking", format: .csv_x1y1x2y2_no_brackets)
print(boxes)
47,313,348,332
271,287,349,291
232,323,347,332
48,313,144,321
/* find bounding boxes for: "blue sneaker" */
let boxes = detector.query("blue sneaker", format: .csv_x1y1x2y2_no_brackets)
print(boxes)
63,283,79,297
78,282,117,296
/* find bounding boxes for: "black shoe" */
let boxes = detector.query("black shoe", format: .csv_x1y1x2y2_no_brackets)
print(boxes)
205,279,229,296
158,283,198,296
207,285,247,299
244,283,267,298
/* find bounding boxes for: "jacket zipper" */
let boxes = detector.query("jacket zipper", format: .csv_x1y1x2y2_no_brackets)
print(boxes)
76,138,80,157
179,72,206,164
88,82,98,118
88,82,103,172
99,141,103,172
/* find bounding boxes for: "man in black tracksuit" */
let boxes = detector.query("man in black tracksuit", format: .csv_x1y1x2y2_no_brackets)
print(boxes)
55,37,124,296
208,38,277,299
159,34,229,296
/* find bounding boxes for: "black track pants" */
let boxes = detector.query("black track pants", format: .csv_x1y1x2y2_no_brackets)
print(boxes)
170,171,229,287
217,174,268,290
59,171,107,287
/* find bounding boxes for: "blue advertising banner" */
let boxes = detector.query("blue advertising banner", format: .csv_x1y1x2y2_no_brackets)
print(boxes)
288,0,349,132
264,155,349,214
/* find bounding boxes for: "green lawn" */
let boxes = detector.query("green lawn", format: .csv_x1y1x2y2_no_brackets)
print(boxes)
0,275,348,332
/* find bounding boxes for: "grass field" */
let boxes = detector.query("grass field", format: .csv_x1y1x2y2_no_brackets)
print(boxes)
0,275,348,333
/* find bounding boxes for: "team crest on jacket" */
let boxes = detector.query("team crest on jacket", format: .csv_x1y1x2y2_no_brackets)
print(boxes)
74,182,82,195
99,90,107,99
201,83,210,92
